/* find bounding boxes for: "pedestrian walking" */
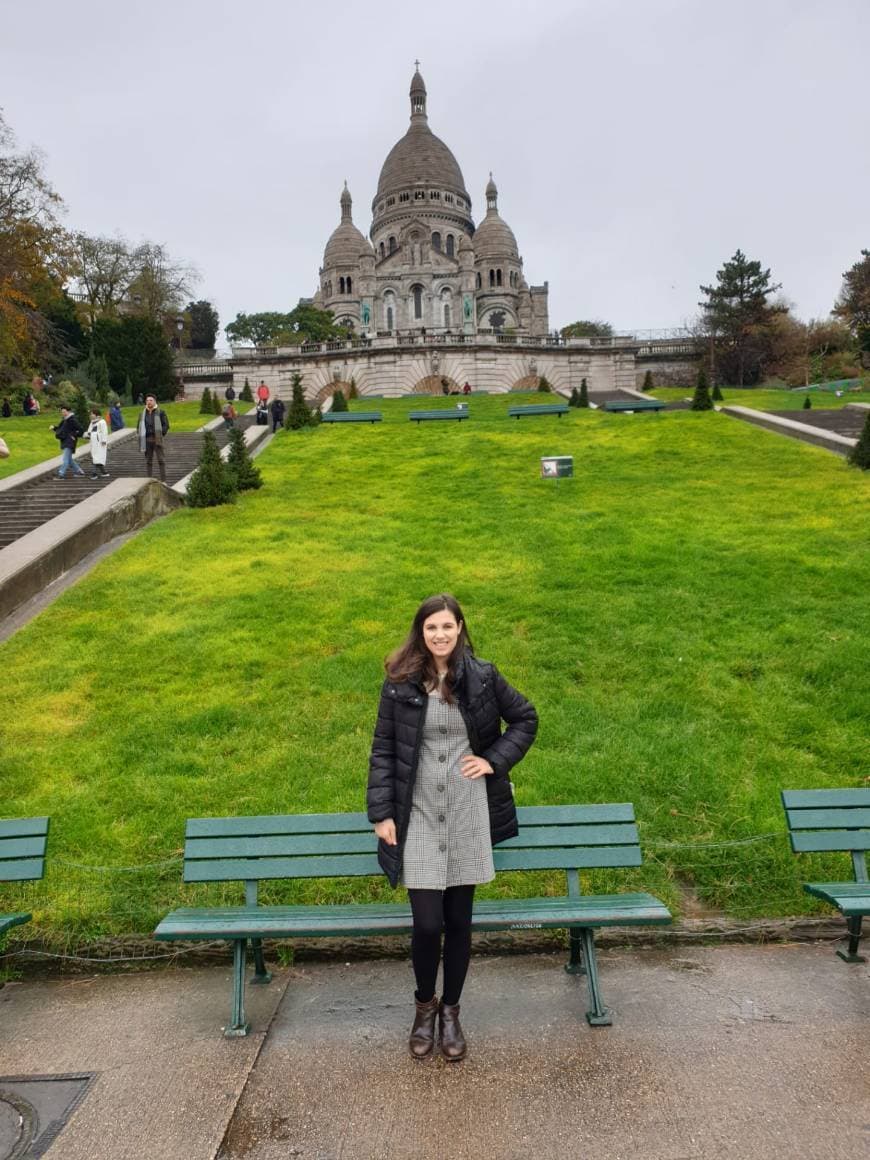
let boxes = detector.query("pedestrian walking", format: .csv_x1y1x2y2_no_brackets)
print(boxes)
86,407,110,478
222,402,237,430
50,406,86,478
270,397,285,432
367,593,537,1062
137,395,170,482
108,401,125,432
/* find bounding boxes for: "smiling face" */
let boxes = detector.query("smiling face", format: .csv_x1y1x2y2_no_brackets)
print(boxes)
422,608,462,667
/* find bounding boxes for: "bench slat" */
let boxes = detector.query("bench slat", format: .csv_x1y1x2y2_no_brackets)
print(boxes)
494,846,643,871
789,830,870,853
0,912,33,936
187,813,372,838
184,853,383,882
154,892,671,941
0,858,47,882
517,804,635,825
0,817,50,839
782,789,870,810
786,808,870,830
803,882,870,916
0,836,48,860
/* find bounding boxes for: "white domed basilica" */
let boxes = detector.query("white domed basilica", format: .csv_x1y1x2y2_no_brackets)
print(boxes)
313,67,549,338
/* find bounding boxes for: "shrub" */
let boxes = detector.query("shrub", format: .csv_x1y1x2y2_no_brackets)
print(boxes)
199,387,213,414
691,368,714,411
332,389,348,412
212,393,222,415
239,378,253,402
285,374,314,429
642,370,654,392
537,375,552,392
578,378,589,408
803,395,812,409
847,410,870,470
186,431,238,507
226,425,263,491
348,377,359,399
569,386,580,407
712,383,724,401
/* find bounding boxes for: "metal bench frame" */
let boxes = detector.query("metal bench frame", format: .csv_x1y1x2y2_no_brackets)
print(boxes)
321,412,382,424
408,410,470,423
508,405,569,419
0,817,50,937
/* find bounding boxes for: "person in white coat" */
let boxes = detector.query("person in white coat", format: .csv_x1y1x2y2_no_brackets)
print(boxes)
86,407,110,478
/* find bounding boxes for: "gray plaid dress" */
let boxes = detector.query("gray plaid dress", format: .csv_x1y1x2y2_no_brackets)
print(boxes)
401,690,496,890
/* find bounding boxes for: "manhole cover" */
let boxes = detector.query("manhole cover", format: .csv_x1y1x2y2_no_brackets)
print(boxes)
0,1075,92,1160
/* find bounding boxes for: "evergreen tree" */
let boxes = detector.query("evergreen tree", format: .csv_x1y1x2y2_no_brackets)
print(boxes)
186,431,238,507
227,425,263,490
711,382,724,401
239,378,253,402
691,368,714,410
642,369,654,392
578,378,589,407
847,409,870,469
311,406,323,426
569,386,580,407
803,394,812,410
332,389,348,412
123,374,134,405
537,375,552,392
212,392,222,415
199,386,213,414
285,373,313,429
699,249,783,386
348,377,359,399
71,387,90,430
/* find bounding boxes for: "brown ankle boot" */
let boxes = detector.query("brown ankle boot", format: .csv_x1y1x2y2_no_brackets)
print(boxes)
439,1001,467,1061
409,996,438,1059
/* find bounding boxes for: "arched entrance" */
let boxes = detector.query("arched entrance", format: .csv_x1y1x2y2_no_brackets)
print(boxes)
413,374,461,396
314,380,354,406
511,375,541,392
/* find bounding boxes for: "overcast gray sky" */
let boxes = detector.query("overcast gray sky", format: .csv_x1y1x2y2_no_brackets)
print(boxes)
3,0,868,347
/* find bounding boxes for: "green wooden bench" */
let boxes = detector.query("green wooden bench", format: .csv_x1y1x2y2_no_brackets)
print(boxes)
1,817,50,938
322,411,382,424
508,404,569,419
602,399,665,412
782,788,870,963
408,409,469,423
154,804,671,1036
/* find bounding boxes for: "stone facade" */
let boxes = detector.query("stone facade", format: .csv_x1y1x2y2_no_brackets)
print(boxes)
314,68,549,340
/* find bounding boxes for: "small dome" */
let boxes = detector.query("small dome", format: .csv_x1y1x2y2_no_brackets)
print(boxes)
473,175,518,260
323,183,371,269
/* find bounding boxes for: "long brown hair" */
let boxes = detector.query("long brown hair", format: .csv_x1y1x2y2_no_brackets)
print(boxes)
385,593,474,701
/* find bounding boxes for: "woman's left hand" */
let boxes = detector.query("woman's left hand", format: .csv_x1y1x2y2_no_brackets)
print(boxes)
460,754,494,779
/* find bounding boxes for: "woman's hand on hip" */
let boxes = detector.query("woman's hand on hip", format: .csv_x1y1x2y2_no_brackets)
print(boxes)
374,819,397,846
460,754,494,779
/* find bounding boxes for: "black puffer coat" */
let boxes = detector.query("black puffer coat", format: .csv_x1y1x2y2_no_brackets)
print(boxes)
367,652,538,887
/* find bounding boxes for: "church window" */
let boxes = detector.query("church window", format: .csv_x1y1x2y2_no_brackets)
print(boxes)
378,202,384,213
476,272,481,289
489,269,495,288
432,232,442,252
445,234,455,257
496,269,502,287
430,190,440,199
489,311,506,332
443,304,451,328
415,190,424,200
379,242,385,259
387,306,394,330
444,193,454,204
346,276,352,294
387,196,395,206
412,285,423,319
339,276,345,294
389,236,397,254
399,192,410,203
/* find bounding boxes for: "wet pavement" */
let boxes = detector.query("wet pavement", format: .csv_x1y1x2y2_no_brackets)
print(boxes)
1,943,867,1159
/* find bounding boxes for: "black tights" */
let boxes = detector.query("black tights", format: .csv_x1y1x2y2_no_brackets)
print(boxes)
408,885,475,1006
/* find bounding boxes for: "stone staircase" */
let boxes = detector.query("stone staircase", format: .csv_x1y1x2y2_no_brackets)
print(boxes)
0,416,254,551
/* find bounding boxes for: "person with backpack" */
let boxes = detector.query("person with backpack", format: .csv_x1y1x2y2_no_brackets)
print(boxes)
270,396,286,432
51,406,86,478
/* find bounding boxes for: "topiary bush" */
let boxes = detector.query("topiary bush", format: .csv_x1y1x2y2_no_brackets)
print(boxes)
239,378,253,402
186,431,238,507
285,374,314,429
712,382,724,401
199,387,213,414
537,375,552,392
226,425,263,490
212,392,222,415
578,378,589,408
642,370,654,392
569,386,580,407
348,377,359,399
691,368,714,411
332,389,348,412
847,410,870,470
803,395,812,409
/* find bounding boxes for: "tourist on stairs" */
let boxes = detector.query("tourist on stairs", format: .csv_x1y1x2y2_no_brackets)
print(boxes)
86,407,110,478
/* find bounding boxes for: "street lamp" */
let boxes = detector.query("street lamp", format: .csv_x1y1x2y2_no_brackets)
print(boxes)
175,317,185,351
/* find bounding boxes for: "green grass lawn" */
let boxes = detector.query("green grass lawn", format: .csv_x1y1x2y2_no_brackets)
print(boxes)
0,402,249,480
1,393,869,946
650,386,870,411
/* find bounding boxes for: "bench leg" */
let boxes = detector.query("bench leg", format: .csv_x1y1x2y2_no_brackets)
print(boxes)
564,927,586,975
224,939,250,1037
579,928,612,1026
250,938,273,984
836,916,866,964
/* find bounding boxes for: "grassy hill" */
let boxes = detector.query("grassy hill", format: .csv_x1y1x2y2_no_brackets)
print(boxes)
1,393,868,947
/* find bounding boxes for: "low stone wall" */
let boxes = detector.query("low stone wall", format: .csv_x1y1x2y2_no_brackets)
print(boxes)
0,479,182,621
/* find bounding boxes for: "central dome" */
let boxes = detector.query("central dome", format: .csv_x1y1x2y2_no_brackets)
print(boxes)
374,68,470,206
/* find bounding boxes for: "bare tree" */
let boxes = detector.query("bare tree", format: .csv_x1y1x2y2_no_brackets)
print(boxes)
127,242,199,320
68,232,140,325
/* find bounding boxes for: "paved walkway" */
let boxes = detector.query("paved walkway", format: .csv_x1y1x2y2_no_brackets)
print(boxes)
1,943,867,1159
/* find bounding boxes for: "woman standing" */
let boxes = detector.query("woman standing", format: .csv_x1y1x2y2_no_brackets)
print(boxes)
85,407,110,478
367,593,537,1061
